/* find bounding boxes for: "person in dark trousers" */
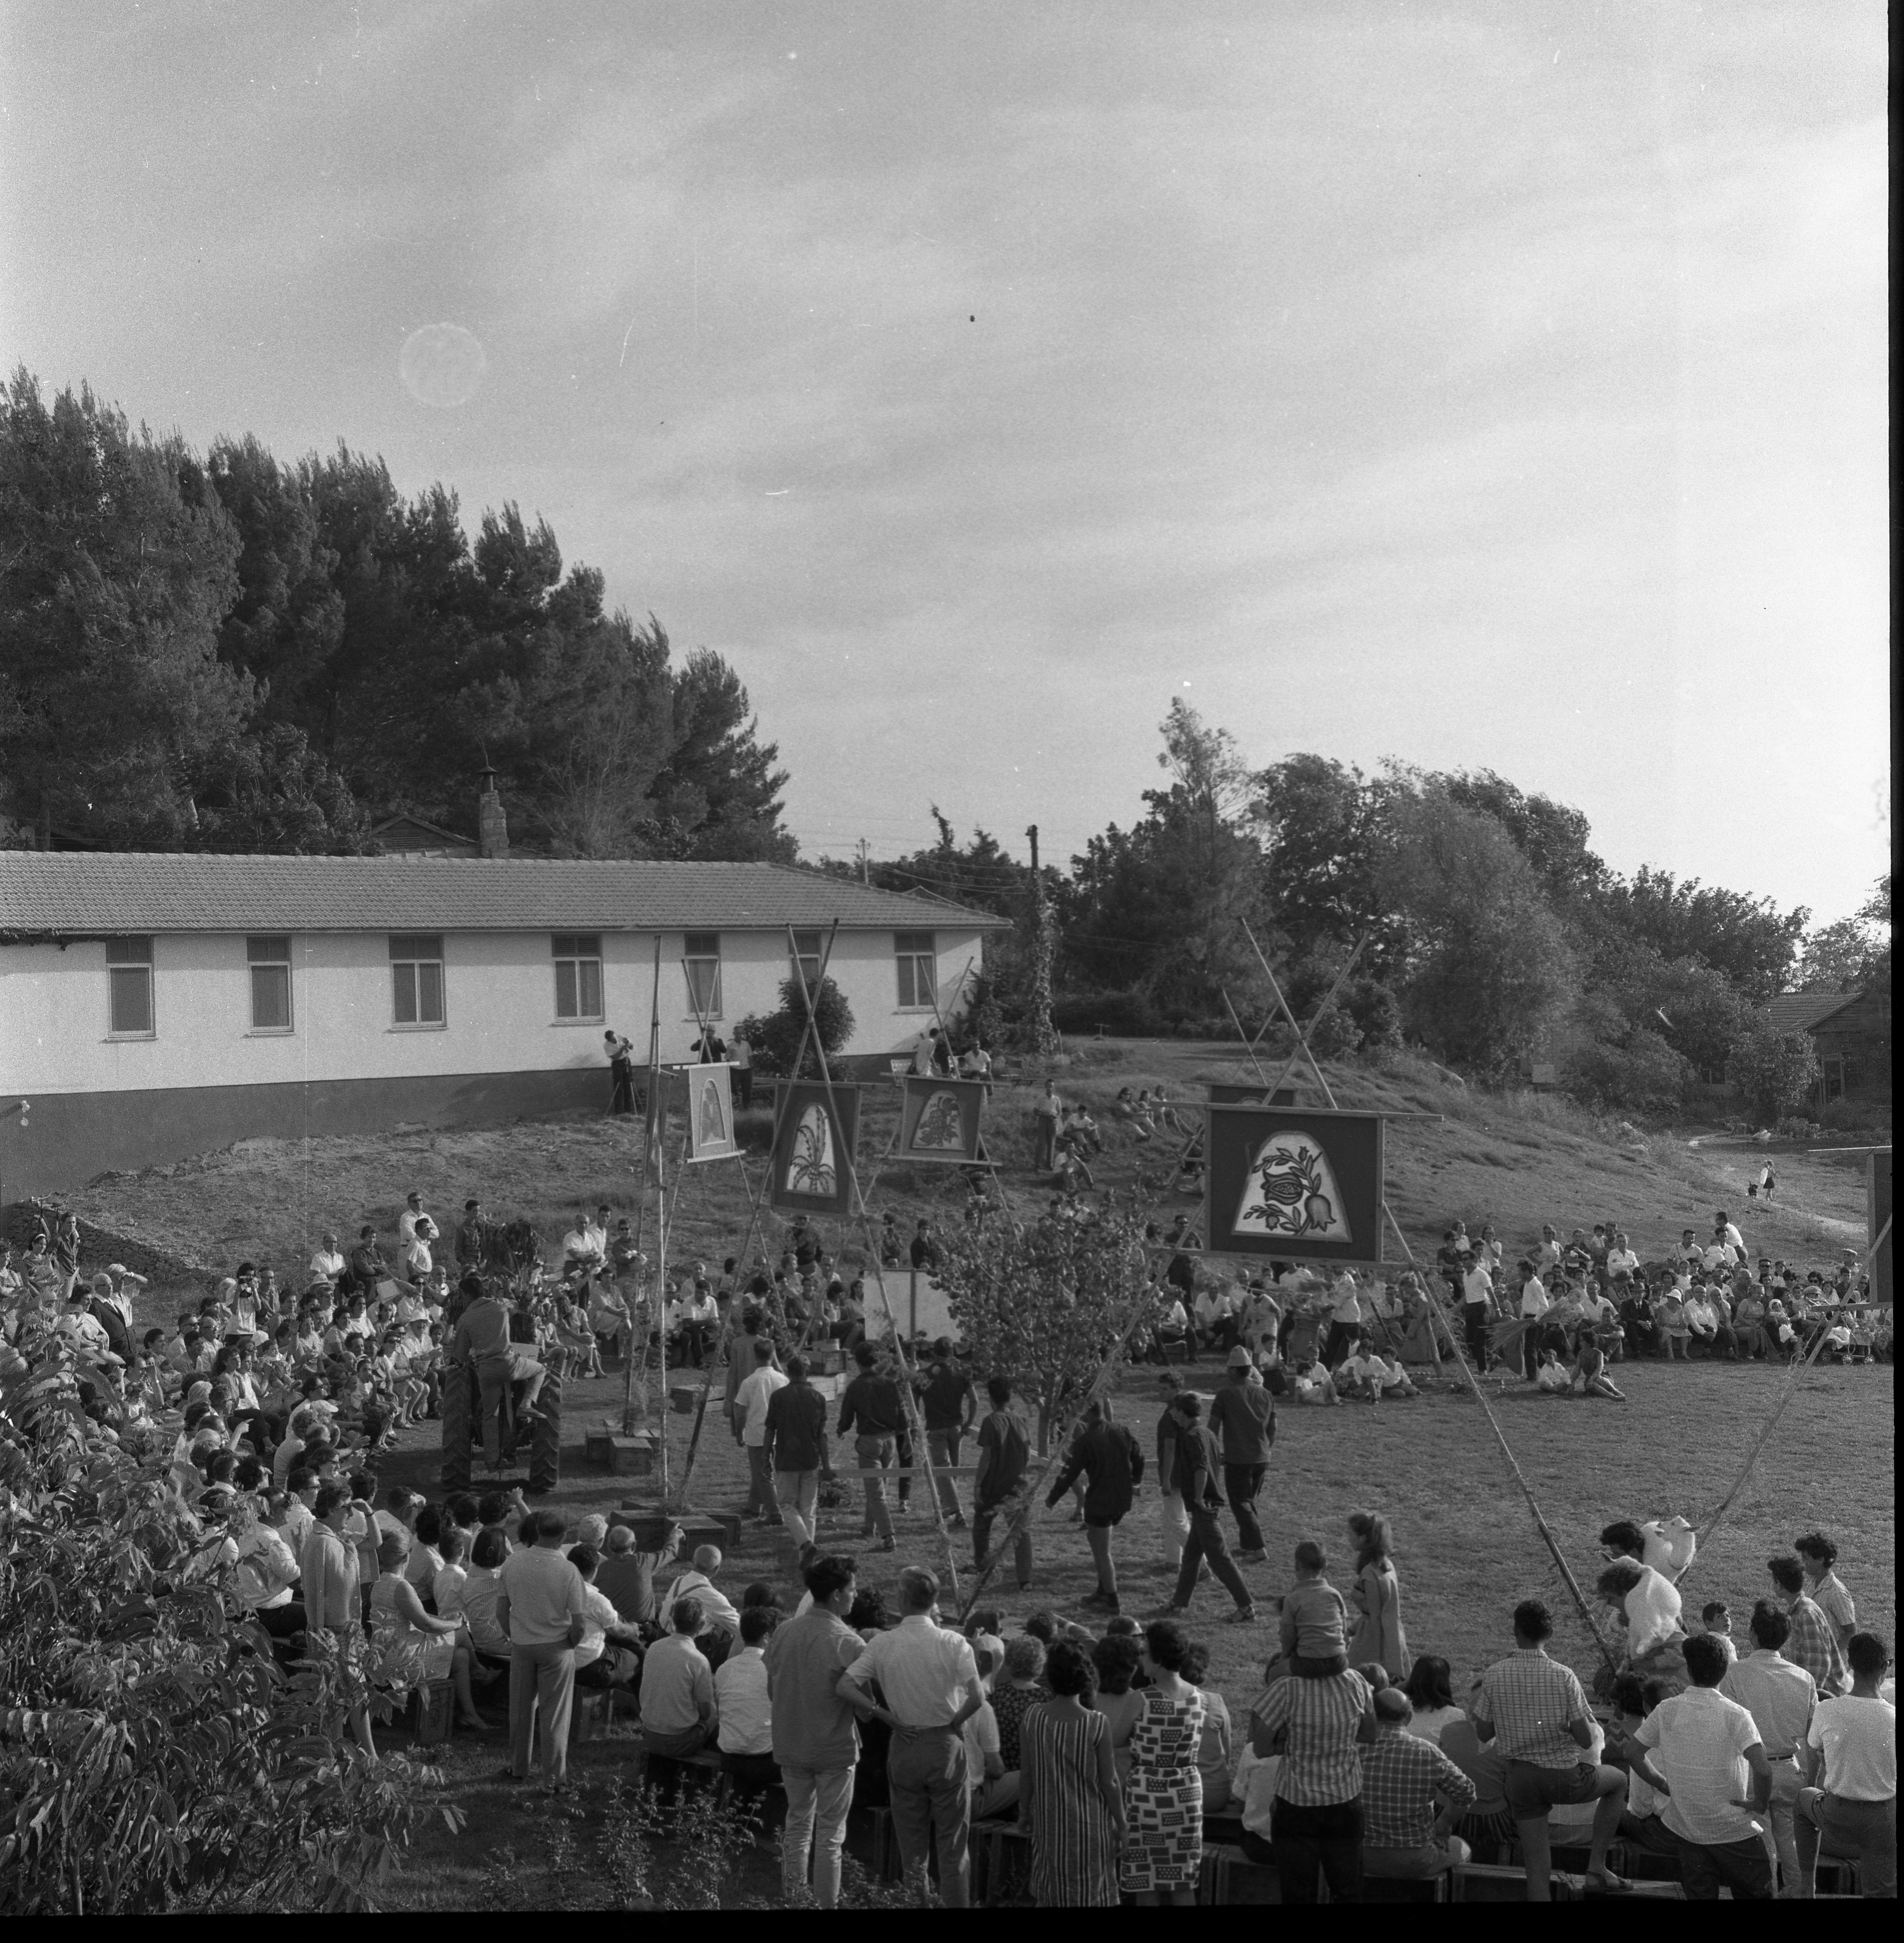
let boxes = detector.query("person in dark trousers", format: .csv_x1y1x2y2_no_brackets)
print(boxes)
1161,1393,1256,1622
909,1220,940,1274
604,1031,637,1115
836,1342,903,1551
1045,1396,1143,1612
914,1338,975,1528
972,1374,1034,1590
1206,1347,1276,1563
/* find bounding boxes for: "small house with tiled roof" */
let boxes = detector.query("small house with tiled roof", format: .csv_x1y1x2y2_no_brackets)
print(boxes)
1754,987,1892,1109
0,828,1005,1202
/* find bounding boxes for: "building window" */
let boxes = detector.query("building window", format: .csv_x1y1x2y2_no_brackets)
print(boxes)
390,933,446,1026
683,932,722,1018
895,930,937,1010
107,936,154,1036
791,929,824,992
553,933,604,1020
247,935,293,1032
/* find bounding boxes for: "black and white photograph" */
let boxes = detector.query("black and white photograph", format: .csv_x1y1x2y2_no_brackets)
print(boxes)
0,2,1889,1912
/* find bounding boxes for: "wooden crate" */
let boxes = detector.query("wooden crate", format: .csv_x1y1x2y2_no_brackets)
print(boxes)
584,1426,657,1475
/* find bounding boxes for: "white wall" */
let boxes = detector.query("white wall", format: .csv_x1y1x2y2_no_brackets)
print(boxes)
0,924,987,1095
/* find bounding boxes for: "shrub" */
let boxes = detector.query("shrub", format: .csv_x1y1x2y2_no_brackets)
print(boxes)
0,1328,445,1913
1727,1018,1822,1123
1564,1027,1692,1112
735,974,855,1078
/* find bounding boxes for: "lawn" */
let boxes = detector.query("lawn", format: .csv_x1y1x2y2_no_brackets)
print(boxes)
353,1338,1891,1908
38,1038,1891,1906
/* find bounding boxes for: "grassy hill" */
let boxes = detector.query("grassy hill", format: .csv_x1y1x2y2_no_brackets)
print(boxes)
52,1039,1872,1291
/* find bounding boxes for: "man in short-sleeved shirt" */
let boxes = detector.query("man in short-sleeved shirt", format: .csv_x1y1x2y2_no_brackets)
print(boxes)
1473,1600,1628,1899
495,1513,589,1786
1360,1688,1477,1877
1631,1634,1773,1899
840,1567,985,1909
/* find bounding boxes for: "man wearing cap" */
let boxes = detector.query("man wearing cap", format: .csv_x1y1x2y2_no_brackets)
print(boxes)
1208,1345,1277,1563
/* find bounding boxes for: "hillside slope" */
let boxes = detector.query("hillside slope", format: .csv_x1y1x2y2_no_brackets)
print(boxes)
46,1041,1870,1291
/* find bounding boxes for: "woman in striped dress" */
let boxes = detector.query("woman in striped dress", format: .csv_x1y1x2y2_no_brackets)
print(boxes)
1120,1619,1207,1904
1020,1640,1124,1907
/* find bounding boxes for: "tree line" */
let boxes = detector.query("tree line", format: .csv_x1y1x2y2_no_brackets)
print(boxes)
830,705,1889,1117
3,370,1883,1116
0,370,791,859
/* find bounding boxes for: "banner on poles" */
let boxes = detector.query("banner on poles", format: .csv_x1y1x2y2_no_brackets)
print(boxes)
769,1080,862,1214
896,1075,987,1165
681,1063,738,1164
1204,1104,1385,1262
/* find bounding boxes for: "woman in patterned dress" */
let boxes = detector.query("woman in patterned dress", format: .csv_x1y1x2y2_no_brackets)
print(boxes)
992,1635,1047,1775
1120,1619,1207,1904
1020,1639,1124,1907
1345,1510,1411,1680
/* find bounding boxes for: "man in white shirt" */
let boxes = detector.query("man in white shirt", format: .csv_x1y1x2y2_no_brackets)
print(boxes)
1323,1274,1363,1368
1461,1257,1498,1369
1334,1345,1386,1401
735,1341,791,1523
397,1192,435,1249
309,1233,346,1286
838,1567,986,1908
714,1607,780,1800
660,1545,742,1642
1629,1633,1774,1899
1516,1260,1549,1379
1605,1232,1640,1283
1795,1630,1896,1897
561,1207,604,1275
495,1511,588,1789
1720,1600,1819,1893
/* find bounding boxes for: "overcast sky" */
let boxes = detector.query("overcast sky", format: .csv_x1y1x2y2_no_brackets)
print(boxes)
1,3,1887,922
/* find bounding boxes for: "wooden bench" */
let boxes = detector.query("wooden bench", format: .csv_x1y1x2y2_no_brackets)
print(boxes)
1199,1842,1279,1903
409,1678,454,1746
1451,1863,1585,1901
970,1818,1030,1904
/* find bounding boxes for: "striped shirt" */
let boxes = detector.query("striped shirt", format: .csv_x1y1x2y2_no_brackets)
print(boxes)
1784,1594,1848,1697
1473,1648,1592,1769
1251,1669,1373,1806
1360,1727,1478,1848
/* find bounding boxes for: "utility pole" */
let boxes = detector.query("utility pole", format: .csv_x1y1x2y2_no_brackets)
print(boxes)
856,837,869,886
1026,823,1058,1059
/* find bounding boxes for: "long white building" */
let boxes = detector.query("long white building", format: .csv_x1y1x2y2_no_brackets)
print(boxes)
0,850,1004,1205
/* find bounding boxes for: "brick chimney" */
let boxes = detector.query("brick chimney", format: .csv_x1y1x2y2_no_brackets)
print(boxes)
477,768,509,859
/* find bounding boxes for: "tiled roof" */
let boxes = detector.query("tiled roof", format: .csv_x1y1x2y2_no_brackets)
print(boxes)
0,852,1009,935
1758,991,1858,1035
